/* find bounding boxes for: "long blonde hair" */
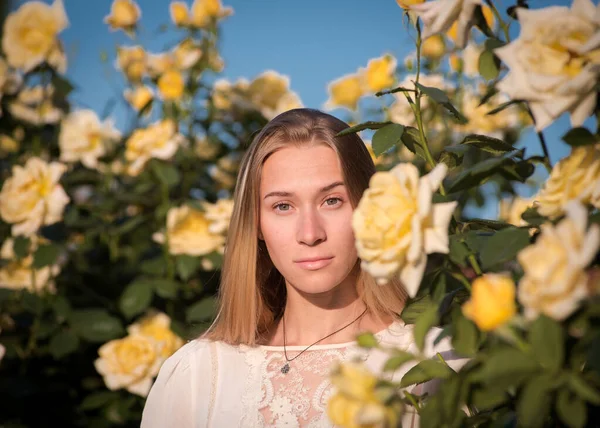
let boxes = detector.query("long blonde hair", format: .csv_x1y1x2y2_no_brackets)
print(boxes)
203,108,407,345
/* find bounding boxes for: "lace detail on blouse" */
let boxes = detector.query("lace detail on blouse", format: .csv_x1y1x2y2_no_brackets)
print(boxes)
243,345,367,428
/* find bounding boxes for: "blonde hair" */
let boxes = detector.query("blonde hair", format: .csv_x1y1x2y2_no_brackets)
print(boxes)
203,108,407,345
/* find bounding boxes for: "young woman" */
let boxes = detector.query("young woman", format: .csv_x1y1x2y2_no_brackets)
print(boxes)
141,108,462,427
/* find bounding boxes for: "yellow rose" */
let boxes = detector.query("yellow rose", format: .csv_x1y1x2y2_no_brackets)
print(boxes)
0,135,20,157
0,157,70,237
124,120,184,176
104,0,141,32
190,0,233,27
364,55,397,93
116,45,146,82
9,85,63,126
247,70,290,113
124,85,154,113
94,335,161,397
448,54,463,73
458,91,520,137
203,198,234,235
328,362,401,428
170,1,189,26
421,35,446,60
0,237,60,293
127,312,183,359
153,205,226,256
352,163,457,297
173,40,203,69
534,144,600,219
58,109,121,170
194,137,221,160
324,73,364,111
158,69,185,101
396,0,425,9
517,201,600,321
2,0,69,72
462,273,516,331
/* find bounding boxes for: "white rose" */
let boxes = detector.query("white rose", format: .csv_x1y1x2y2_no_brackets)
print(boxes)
494,0,600,131
352,163,457,297
203,198,234,235
59,110,121,169
517,201,600,320
0,157,70,236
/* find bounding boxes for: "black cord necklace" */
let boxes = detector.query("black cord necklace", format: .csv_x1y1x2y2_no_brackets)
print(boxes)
280,307,369,374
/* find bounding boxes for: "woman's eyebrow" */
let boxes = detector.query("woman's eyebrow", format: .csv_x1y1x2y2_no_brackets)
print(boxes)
263,181,345,200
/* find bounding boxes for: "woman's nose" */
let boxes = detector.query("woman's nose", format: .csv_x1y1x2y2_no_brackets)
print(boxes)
296,208,326,246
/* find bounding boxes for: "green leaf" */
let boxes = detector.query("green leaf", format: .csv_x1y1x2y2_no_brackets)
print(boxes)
530,315,564,372
471,348,539,384
414,304,439,352
356,332,379,348
52,295,71,320
139,257,167,276
447,151,520,193
562,127,597,147
152,161,181,187
460,134,515,155
372,124,405,157
12,236,31,259
186,296,218,322
70,309,124,342
52,73,76,97
452,314,479,356
478,49,500,80
471,386,509,411
49,330,80,359
80,391,119,411
448,235,471,266
414,81,468,124
401,294,433,324
568,373,600,404
153,278,180,299
400,360,452,387
119,280,154,318
517,375,553,428
557,390,587,428
400,126,420,155
32,244,60,269
176,255,200,281
521,206,546,227
479,227,531,270
336,121,392,137
22,291,44,314
486,100,523,116
383,351,414,371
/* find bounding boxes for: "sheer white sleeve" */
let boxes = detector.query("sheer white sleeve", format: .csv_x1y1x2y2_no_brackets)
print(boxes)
141,339,213,428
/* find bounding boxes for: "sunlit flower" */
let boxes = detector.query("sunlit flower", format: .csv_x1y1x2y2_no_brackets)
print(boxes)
203,198,234,235
364,54,397,93
127,312,183,359
2,0,69,72
462,273,517,331
421,35,446,59
170,2,189,26
324,73,364,111
158,69,185,101
59,109,121,169
116,45,147,82
8,85,62,125
446,4,494,45
494,0,600,130
190,0,233,27
0,157,70,237
124,85,154,114
104,0,141,35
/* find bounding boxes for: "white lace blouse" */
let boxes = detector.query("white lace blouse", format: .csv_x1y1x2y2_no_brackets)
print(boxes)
141,320,465,427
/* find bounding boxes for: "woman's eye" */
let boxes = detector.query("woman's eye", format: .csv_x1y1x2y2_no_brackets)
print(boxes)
274,203,291,212
325,198,342,206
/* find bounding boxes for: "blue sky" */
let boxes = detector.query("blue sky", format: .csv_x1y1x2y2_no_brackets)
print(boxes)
8,0,593,218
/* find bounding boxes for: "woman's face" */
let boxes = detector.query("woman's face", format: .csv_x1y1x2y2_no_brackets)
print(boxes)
259,144,359,296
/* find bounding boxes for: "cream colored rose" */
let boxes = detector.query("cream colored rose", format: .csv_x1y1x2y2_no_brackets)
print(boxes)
324,73,364,111
534,144,600,219
364,54,397,93
124,120,184,176
246,70,296,119
498,196,535,227
352,163,457,297
153,205,225,256
494,0,600,131
146,43,202,78
0,157,70,237
518,201,600,320
124,85,154,113
59,110,121,169
190,0,233,27
411,0,482,48
203,198,234,235
170,2,189,26
8,85,62,126
460,43,483,78
265,91,303,120
116,45,146,82
104,0,141,32
94,334,161,397
2,0,69,72
211,78,252,112
0,237,60,293
127,312,183,359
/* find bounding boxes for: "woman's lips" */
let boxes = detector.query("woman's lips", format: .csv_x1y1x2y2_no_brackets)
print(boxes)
294,256,334,271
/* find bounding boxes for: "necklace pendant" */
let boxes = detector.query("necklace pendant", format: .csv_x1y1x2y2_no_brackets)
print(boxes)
281,363,290,374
